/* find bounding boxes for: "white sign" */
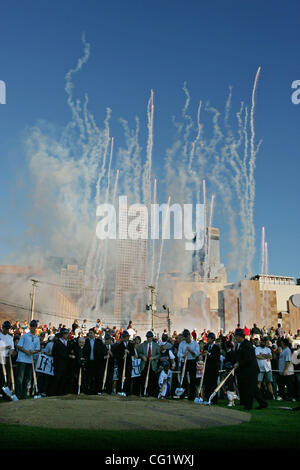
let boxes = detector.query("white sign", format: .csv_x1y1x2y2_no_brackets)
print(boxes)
131,358,141,378
35,353,54,376
113,365,118,381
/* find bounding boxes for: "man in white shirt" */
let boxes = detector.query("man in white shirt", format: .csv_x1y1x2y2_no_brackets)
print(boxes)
278,338,294,400
0,321,14,389
178,329,200,401
15,320,41,399
255,337,274,398
292,344,300,401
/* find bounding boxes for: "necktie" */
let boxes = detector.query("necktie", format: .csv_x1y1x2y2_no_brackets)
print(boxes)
147,344,151,359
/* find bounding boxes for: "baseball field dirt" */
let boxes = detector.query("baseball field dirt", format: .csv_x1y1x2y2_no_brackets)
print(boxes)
0,394,251,430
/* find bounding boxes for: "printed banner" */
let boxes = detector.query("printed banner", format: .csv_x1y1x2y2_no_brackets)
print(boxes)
35,353,54,376
113,365,118,381
131,357,141,378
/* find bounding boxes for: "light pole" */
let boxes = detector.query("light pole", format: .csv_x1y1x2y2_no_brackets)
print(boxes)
30,279,39,322
147,285,156,331
163,304,171,334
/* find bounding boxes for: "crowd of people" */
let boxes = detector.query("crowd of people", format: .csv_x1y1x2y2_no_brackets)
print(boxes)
0,318,299,410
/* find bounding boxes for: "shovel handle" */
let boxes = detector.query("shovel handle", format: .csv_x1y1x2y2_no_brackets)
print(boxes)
9,354,15,390
180,355,188,386
31,355,39,394
208,369,235,403
1,362,7,384
102,356,109,390
144,360,151,393
121,351,127,391
198,353,208,399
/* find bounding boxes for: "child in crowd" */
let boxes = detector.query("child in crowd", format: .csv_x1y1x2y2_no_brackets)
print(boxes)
195,359,204,398
158,362,172,399
224,362,238,407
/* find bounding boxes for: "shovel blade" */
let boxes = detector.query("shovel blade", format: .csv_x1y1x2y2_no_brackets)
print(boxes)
175,387,185,396
11,394,19,402
2,386,12,397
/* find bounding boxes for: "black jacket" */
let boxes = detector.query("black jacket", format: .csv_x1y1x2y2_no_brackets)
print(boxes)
234,339,259,379
113,341,135,366
52,339,70,368
83,338,106,363
204,343,220,374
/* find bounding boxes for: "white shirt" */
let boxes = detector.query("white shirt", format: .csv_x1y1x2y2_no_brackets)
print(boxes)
44,341,54,355
0,338,5,365
292,350,300,366
127,328,136,340
16,332,40,364
255,346,272,372
158,369,172,387
279,348,294,375
178,340,200,361
0,332,14,358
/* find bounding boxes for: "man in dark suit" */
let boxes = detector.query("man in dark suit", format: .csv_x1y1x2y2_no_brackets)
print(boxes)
102,333,115,394
83,328,106,395
113,330,135,396
233,328,267,410
71,336,87,394
138,331,161,397
203,332,220,403
51,328,73,396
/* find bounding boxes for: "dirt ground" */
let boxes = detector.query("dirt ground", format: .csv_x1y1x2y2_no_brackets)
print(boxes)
0,394,251,430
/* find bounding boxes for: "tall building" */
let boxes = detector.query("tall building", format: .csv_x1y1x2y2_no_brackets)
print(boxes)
192,227,227,282
113,203,147,326
60,264,84,300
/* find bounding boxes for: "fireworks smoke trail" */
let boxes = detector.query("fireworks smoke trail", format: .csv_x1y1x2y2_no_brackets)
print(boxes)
155,196,171,291
118,117,142,203
143,90,154,208
97,137,115,309
151,178,157,285
202,194,215,328
247,66,262,275
20,34,264,333
260,226,266,325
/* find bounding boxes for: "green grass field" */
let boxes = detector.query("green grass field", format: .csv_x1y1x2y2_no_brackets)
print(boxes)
0,399,299,450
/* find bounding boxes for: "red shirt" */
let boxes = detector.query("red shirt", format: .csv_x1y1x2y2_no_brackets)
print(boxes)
244,327,250,336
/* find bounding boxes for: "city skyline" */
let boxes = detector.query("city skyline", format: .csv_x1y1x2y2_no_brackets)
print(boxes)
0,0,299,284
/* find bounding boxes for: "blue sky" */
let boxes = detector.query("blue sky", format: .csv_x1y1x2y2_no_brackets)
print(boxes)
0,0,299,279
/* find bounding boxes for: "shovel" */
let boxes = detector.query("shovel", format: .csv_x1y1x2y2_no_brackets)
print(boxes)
31,355,42,399
102,355,109,392
194,353,208,404
144,360,151,397
175,355,187,396
118,350,127,397
1,362,12,398
204,368,235,406
8,355,18,401
78,366,82,395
